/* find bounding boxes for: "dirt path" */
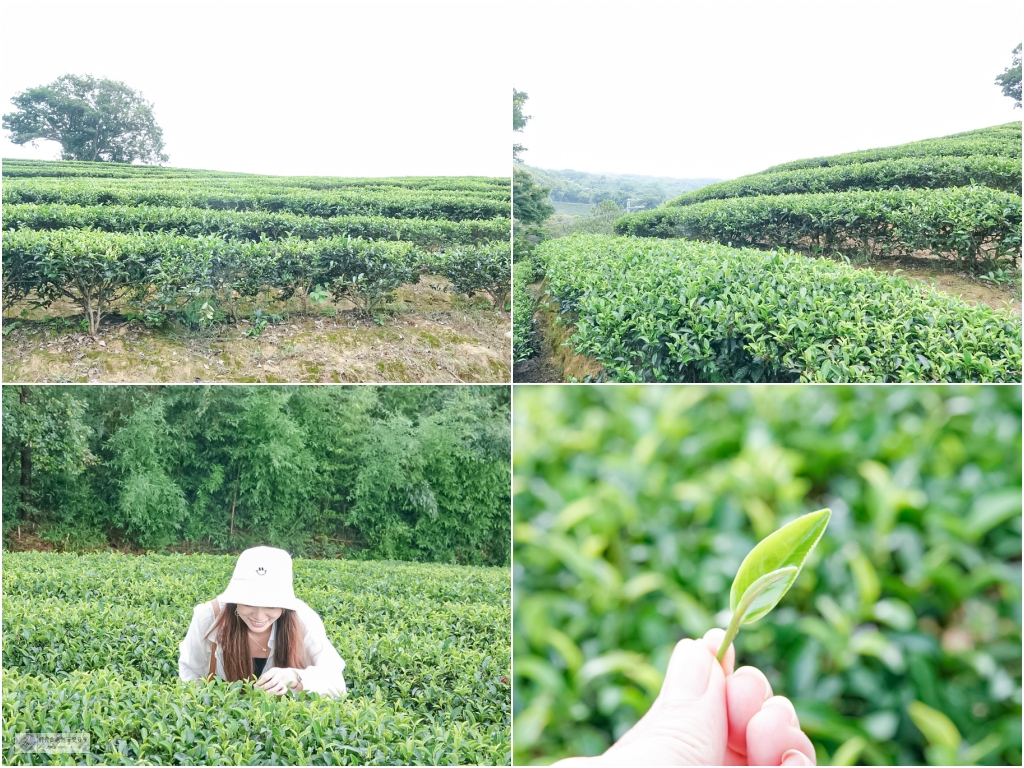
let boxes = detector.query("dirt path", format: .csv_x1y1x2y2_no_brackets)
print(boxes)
3,278,511,383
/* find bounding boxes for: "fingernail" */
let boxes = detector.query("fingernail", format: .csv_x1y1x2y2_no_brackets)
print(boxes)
781,748,812,765
672,639,713,698
761,697,800,728
732,666,772,701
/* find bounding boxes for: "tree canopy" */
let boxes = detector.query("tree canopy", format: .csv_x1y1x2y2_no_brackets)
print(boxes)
995,44,1022,108
2,74,168,163
513,88,530,162
513,166,555,224
2,385,510,565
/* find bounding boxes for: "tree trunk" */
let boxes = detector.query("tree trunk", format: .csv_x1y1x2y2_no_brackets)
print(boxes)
19,387,32,516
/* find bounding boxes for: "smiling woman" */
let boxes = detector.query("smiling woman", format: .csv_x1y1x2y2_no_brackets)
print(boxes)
178,546,347,697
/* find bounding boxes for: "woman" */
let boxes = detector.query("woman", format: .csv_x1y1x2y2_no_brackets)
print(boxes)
178,546,347,698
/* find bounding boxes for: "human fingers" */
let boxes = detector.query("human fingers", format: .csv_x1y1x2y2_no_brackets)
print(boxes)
602,638,729,765
745,696,816,766
701,628,735,675
725,666,774,758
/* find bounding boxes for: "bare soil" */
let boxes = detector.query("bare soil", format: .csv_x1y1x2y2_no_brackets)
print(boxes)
3,276,511,383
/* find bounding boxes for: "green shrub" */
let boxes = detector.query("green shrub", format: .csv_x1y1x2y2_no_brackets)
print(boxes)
512,385,1021,766
761,122,1021,172
2,178,509,221
430,242,512,309
664,155,1022,206
540,234,1021,382
2,229,422,327
615,187,1023,273
513,262,536,362
2,203,510,248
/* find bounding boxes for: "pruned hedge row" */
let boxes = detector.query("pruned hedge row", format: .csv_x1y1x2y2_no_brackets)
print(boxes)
2,202,509,248
539,234,1022,383
1,160,510,195
615,186,1023,272
2,228,510,332
762,122,1021,172
2,553,511,766
664,155,1022,206
513,261,536,362
3,179,509,221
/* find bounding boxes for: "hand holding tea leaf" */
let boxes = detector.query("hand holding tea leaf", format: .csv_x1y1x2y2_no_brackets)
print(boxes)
717,509,831,662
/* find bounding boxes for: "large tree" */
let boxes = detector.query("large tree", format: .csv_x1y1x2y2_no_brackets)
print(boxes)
3,74,168,163
995,44,1022,108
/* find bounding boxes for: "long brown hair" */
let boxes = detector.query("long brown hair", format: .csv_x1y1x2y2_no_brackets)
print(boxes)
209,603,309,682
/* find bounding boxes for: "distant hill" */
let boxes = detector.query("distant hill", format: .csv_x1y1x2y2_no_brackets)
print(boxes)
522,165,721,211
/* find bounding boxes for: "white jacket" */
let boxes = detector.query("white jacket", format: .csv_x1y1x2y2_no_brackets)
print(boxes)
178,596,347,698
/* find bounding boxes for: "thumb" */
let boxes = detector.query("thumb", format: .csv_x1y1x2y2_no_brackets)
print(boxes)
661,637,725,703
605,638,729,765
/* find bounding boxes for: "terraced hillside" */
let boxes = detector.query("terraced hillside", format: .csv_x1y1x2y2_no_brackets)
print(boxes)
2,160,511,383
514,123,1022,382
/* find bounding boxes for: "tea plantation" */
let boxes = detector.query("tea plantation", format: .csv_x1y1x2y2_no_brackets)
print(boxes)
2,553,511,765
616,122,1021,274
1,160,511,334
515,123,1022,381
513,385,1022,766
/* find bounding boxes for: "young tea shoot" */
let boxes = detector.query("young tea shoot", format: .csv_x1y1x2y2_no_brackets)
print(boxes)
717,508,831,662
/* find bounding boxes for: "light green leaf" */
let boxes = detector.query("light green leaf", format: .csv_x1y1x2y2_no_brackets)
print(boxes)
732,566,798,624
908,700,962,750
717,508,830,661
729,508,831,613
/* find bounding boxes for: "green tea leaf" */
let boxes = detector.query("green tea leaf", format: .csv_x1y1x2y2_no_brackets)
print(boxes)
717,509,830,661
732,566,798,624
730,508,832,614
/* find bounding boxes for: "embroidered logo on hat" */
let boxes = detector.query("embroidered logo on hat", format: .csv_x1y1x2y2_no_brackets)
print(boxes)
220,547,300,610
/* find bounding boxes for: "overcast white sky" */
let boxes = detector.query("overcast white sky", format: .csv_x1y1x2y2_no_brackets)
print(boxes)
514,0,1022,180
1,1,507,177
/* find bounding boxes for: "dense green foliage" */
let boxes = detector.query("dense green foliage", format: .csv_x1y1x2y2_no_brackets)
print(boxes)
513,261,536,362
3,552,510,765
513,386,1021,766
994,45,1022,108
663,156,1022,207
3,178,509,220
538,235,1021,382
2,75,167,164
2,385,510,565
1,203,510,248
761,123,1021,173
513,167,555,225
616,186,1023,273
433,242,512,309
2,160,511,329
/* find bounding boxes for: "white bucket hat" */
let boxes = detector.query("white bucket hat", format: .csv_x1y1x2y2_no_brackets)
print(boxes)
220,546,301,610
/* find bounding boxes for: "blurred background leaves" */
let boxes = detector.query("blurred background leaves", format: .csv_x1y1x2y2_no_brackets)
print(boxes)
512,386,1021,766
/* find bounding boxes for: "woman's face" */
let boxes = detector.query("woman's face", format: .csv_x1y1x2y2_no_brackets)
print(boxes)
236,604,283,632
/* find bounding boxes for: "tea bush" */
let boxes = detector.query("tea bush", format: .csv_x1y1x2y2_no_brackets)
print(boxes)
663,156,1022,207
512,385,1021,766
539,234,1021,383
615,187,1023,273
2,203,510,248
1,159,511,330
761,122,1021,172
3,552,511,765
513,261,536,362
